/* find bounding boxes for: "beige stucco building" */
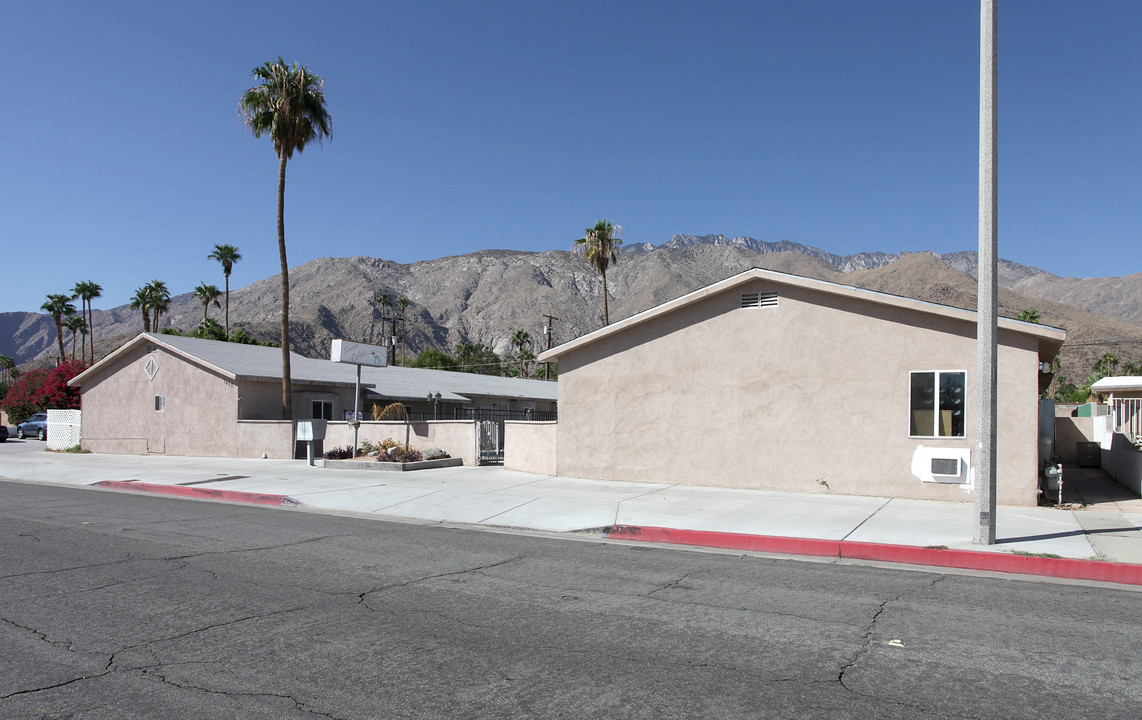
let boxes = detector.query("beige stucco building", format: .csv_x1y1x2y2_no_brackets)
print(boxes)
69,333,557,459
537,268,1064,506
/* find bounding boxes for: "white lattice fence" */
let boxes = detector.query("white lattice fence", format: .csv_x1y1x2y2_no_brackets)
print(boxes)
46,409,82,450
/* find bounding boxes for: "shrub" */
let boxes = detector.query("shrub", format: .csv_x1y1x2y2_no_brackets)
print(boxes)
1,360,88,425
322,445,355,460
377,442,423,463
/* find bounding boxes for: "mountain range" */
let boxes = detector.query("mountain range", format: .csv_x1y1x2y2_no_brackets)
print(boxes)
3,234,1141,389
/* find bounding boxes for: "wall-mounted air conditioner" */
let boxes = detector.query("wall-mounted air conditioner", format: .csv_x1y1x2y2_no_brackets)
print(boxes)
931,457,961,477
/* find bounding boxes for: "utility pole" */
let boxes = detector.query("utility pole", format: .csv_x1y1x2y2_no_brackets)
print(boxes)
542,314,558,381
975,0,999,545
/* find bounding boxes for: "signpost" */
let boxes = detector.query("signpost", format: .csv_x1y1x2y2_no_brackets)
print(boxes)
331,339,388,456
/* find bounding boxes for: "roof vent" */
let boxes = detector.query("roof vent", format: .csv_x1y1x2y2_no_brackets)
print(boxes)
741,292,778,309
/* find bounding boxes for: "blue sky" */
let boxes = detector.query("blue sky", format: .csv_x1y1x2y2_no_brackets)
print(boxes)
3,1,1139,313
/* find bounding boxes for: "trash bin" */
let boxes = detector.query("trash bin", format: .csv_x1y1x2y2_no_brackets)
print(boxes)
1076,441,1101,469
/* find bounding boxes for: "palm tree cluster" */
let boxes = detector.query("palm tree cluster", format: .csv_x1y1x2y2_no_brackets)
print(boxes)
38,282,105,366
241,55,332,421
129,280,171,333
71,281,102,362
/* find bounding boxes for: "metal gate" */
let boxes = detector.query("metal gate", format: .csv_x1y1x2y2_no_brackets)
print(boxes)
465,408,557,466
477,420,502,464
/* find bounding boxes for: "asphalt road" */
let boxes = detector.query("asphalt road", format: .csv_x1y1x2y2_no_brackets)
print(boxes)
1,480,1139,720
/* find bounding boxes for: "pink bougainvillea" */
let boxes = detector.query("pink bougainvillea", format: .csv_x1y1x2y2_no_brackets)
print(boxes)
1,360,88,424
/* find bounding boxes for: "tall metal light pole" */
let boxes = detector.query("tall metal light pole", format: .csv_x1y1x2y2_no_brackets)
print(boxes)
974,0,999,545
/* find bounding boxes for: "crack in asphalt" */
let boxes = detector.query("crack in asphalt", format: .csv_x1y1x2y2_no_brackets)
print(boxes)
115,605,308,657
357,554,527,610
0,606,310,702
165,534,354,561
137,669,350,720
647,572,691,596
0,555,136,581
1,617,80,652
836,574,949,711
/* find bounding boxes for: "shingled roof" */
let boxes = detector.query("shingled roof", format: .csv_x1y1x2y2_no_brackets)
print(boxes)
70,332,557,404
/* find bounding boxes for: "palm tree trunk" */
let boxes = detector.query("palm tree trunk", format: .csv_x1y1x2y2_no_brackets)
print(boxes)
54,318,65,363
224,274,230,337
601,270,610,325
277,152,293,422
85,301,92,363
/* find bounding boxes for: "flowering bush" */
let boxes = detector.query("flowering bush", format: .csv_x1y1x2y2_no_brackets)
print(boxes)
1,360,88,425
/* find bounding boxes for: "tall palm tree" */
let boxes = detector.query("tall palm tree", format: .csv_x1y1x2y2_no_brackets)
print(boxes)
64,315,86,362
574,219,623,325
130,287,153,332
240,56,332,421
511,329,532,378
194,282,223,321
208,244,242,336
373,292,393,360
41,294,77,364
396,297,410,362
146,280,171,330
72,280,102,363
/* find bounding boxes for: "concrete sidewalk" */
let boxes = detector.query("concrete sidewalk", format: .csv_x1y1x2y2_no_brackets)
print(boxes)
3,440,1142,585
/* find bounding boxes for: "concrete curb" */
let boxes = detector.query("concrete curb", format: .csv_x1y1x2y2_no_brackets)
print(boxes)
91,481,300,507
317,457,464,472
604,525,1142,587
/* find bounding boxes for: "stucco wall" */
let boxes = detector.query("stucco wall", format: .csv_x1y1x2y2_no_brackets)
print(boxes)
80,343,240,456
1109,435,1142,495
323,420,478,465
504,420,557,475
1055,417,1095,465
554,279,1044,505
236,420,294,459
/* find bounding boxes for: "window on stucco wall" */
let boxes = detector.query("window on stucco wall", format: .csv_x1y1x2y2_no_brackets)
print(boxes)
311,401,333,420
909,371,965,437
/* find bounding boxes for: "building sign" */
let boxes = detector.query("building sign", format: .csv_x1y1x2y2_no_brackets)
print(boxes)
330,339,388,367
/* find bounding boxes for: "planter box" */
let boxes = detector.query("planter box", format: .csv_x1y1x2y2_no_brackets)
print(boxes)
316,457,463,472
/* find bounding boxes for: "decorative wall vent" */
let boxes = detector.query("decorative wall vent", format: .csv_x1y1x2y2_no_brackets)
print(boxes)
741,292,778,309
146,345,158,354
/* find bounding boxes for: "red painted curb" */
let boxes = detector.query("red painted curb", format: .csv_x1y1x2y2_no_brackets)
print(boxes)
604,525,1142,587
92,481,299,507
606,525,843,558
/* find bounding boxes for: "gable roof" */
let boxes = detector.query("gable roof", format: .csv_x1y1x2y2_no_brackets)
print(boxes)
537,267,1066,362
70,332,557,404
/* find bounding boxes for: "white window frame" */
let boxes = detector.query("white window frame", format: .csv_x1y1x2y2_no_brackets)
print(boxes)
311,400,333,420
908,370,966,438
154,395,165,412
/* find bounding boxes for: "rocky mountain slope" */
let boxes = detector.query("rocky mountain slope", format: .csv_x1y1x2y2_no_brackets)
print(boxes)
3,237,1140,391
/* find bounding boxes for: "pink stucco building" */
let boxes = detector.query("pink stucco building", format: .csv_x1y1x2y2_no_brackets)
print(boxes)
536,268,1064,506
